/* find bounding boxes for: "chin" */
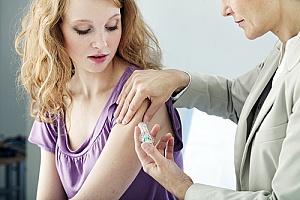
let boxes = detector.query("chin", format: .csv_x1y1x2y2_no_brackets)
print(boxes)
244,30,264,40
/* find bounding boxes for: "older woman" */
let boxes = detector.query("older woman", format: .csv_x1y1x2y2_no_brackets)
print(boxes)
115,0,300,199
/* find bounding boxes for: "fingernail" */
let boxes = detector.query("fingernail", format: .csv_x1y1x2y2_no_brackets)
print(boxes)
116,117,121,124
141,142,151,151
122,119,127,124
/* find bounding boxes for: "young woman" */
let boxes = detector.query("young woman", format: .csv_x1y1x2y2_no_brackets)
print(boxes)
15,0,183,199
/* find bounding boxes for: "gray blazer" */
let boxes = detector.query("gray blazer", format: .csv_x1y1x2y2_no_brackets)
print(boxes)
175,32,300,199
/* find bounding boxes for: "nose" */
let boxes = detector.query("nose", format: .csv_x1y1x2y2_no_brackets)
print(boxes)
92,32,107,49
221,0,233,17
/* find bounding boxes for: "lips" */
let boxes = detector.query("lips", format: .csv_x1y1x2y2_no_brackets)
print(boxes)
235,19,244,27
88,54,108,63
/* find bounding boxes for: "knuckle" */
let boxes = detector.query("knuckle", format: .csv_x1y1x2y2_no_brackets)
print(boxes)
119,109,125,116
143,166,150,174
124,99,131,107
121,92,128,98
139,87,148,94
132,71,141,80
147,147,155,155
135,77,143,85
128,103,137,112
118,93,126,101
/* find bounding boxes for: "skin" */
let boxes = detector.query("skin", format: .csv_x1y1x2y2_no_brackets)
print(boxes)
118,0,300,199
114,69,190,124
36,0,175,199
134,125,193,200
115,0,300,124
221,0,281,40
60,0,123,149
222,0,300,44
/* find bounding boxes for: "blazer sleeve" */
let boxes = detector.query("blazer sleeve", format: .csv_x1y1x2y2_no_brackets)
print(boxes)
173,67,261,124
184,64,300,199
173,41,282,124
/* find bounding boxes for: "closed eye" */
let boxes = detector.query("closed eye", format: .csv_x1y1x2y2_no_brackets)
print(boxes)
75,28,91,35
106,26,119,31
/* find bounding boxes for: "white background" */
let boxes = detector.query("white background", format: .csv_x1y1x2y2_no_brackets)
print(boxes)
0,0,277,199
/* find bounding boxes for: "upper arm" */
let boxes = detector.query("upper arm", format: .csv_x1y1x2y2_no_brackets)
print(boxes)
147,103,175,144
37,149,67,200
72,100,149,200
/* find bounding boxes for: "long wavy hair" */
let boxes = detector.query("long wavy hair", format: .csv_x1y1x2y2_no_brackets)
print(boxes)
15,0,162,123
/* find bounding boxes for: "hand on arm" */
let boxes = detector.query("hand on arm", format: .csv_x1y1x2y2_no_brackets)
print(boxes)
114,69,190,124
134,125,193,200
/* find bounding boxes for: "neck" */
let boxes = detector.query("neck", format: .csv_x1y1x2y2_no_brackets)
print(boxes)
70,61,117,99
273,2,300,44
68,56,128,99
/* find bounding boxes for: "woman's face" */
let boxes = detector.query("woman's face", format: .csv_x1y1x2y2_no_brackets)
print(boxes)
221,0,280,40
60,0,122,74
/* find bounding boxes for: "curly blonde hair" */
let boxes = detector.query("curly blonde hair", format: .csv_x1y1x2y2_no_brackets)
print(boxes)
15,0,162,123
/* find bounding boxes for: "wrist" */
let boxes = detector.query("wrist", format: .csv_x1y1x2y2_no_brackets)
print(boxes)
175,180,193,200
170,70,191,101
173,70,190,94
172,172,193,200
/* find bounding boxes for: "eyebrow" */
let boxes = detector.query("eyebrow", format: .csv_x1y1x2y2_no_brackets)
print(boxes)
72,13,121,23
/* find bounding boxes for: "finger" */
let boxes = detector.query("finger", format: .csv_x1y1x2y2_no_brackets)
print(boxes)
118,89,137,124
144,124,163,155
114,74,136,120
165,136,175,161
143,100,165,123
134,126,154,166
116,74,134,105
155,133,173,155
141,141,167,168
122,91,146,124
115,90,125,106
114,94,126,122
149,124,160,142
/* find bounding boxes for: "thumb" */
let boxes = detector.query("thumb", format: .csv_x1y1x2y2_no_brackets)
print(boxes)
141,142,165,166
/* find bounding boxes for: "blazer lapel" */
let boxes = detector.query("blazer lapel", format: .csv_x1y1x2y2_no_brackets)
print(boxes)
287,32,300,71
246,67,287,147
250,32,300,137
246,32,300,151
239,32,300,187
234,44,281,189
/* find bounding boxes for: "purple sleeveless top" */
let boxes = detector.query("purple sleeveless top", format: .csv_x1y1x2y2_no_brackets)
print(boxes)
29,66,183,199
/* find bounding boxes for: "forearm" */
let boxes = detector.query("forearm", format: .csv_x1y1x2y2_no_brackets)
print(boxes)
72,101,150,199
37,150,67,200
71,124,142,199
